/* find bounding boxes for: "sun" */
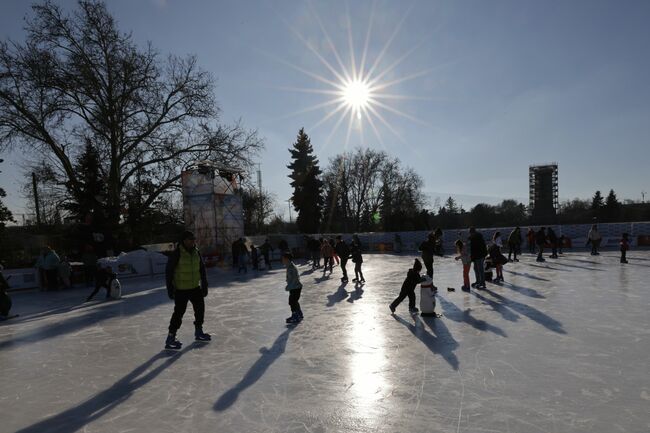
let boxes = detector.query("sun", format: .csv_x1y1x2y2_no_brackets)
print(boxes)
273,3,430,147
341,79,371,118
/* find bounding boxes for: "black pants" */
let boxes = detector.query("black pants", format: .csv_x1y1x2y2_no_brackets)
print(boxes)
263,254,271,269
391,287,416,310
288,288,302,312
340,258,348,280
168,287,205,334
508,244,519,261
551,243,558,257
423,258,434,278
323,257,333,271
354,262,364,280
46,269,58,291
537,245,544,260
621,250,627,262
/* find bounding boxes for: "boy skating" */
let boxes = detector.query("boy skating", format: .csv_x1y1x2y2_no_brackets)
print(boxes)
389,259,427,314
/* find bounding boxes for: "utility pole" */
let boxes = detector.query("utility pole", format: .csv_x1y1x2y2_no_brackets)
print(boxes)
642,191,646,203
32,172,41,227
256,164,263,233
287,199,292,223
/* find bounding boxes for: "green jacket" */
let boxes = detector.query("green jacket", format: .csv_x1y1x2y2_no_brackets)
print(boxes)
166,245,208,296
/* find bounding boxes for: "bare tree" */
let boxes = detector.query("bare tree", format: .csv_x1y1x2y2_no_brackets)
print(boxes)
0,1,262,227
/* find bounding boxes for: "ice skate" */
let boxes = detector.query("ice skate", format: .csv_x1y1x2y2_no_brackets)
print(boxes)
165,334,182,350
195,328,211,341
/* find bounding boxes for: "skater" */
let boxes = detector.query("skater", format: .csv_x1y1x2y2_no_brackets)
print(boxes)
283,251,303,324
536,227,547,262
558,234,566,254
165,231,210,350
321,239,334,273
260,239,273,270
469,227,487,289
489,232,507,283
251,245,259,271
58,255,72,289
433,227,444,256
389,258,426,314
527,228,536,254
237,238,249,273
335,235,350,282
85,264,116,301
350,237,365,283
231,239,239,269
507,227,521,262
41,246,61,291
454,239,471,292
0,267,12,320
620,233,630,263
418,232,437,287
308,237,321,269
547,227,559,258
330,237,340,265
588,225,602,255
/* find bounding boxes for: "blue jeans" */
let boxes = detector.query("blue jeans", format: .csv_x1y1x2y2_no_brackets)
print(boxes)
472,258,485,286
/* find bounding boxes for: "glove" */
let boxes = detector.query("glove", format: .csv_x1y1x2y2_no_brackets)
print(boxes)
167,284,175,300
201,284,208,298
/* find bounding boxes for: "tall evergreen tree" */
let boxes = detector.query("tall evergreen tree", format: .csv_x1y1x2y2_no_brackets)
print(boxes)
287,128,323,233
591,190,604,210
604,189,621,221
65,142,107,226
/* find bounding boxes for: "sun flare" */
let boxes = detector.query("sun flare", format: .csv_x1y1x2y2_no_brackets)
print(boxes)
341,79,371,116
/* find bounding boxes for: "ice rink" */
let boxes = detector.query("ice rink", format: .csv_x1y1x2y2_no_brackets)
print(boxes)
1,250,649,433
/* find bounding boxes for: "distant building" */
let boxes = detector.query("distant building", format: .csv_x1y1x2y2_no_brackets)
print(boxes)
529,163,558,222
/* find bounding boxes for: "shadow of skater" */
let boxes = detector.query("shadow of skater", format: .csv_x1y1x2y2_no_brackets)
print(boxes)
15,344,198,433
438,297,507,338
346,284,364,303
393,314,459,370
504,270,550,282
501,282,546,299
470,291,521,323
214,328,293,411
0,289,168,351
326,283,348,307
481,287,566,334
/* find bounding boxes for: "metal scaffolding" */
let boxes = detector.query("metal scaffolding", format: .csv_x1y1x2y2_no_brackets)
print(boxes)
181,161,244,265
529,163,559,221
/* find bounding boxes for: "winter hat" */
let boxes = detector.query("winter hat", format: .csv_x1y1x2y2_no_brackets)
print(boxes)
181,230,196,241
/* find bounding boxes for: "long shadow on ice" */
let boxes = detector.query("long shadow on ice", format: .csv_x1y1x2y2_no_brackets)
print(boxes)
14,344,198,433
476,288,566,335
0,288,168,351
214,328,293,412
438,297,507,338
326,283,349,307
393,314,459,370
501,282,546,299
504,270,550,282
469,291,520,323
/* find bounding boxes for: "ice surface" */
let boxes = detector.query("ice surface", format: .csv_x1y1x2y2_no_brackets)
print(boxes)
1,251,649,433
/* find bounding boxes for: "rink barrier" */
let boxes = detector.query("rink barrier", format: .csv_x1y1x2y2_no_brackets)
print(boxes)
244,221,649,256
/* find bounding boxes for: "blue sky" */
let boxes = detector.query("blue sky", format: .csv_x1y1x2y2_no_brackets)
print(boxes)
1,0,649,219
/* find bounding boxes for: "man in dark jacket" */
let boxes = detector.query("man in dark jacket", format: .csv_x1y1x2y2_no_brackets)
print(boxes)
535,227,547,262
260,239,274,270
547,227,558,259
418,233,437,289
335,236,350,282
507,227,522,262
469,227,487,289
165,230,210,349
